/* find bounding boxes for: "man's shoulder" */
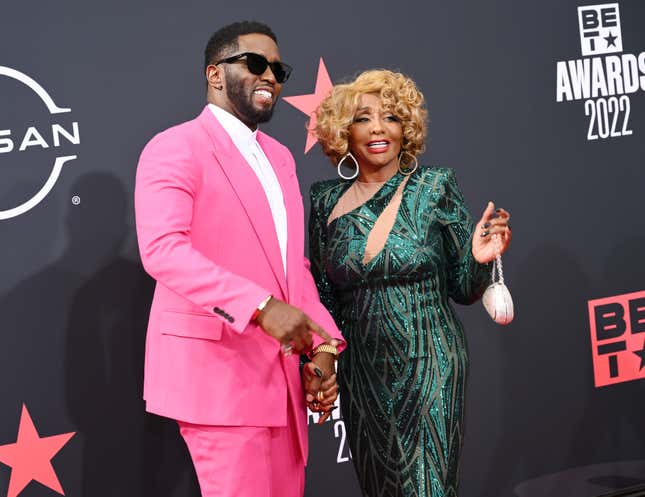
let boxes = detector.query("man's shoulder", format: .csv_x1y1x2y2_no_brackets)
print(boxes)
139,113,207,160
148,113,203,144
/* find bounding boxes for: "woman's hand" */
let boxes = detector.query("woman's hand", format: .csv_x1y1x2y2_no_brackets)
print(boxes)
471,201,512,264
302,357,338,424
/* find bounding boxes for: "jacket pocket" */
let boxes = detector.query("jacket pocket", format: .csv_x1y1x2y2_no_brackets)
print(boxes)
160,310,223,341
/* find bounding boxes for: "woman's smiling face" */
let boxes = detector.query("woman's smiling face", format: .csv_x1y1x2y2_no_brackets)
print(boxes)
348,93,403,175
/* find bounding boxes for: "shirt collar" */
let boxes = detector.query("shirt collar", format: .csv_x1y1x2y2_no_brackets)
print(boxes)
208,103,258,151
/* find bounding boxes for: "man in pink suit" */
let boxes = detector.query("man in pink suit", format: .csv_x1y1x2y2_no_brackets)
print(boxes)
135,21,344,497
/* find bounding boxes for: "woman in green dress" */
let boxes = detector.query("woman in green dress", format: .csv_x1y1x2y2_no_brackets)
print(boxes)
309,70,512,497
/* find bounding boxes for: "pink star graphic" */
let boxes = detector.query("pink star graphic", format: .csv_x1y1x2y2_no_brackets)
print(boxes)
283,57,334,154
0,404,75,497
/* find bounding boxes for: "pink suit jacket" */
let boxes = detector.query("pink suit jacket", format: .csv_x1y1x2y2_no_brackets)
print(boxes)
135,105,343,461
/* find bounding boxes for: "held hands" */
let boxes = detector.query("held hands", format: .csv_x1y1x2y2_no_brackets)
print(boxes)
302,356,339,425
254,297,332,355
471,201,512,264
254,298,340,424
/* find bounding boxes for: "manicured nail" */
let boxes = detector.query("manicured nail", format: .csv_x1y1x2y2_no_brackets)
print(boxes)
495,208,501,213
314,367,323,378
480,231,490,237
482,222,491,229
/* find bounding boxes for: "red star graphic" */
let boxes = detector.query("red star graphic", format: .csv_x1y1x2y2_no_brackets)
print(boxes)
0,404,75,497
283,57,334,154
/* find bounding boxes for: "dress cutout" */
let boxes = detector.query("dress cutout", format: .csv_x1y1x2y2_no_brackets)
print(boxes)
362,176,409,264
326,176,410,265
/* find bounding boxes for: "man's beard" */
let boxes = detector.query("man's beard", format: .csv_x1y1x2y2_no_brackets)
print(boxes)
225,74,275,126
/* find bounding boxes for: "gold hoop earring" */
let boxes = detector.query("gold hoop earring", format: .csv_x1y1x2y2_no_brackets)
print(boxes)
398,151,418,176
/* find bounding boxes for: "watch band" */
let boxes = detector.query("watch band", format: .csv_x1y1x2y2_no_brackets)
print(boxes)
251,294,273,322
312,343,338,357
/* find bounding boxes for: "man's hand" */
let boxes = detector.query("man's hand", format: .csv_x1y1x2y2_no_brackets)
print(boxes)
255,298,332,354
302,359,338,424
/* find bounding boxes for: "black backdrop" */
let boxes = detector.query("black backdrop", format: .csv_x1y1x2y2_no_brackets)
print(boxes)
1,1,645,496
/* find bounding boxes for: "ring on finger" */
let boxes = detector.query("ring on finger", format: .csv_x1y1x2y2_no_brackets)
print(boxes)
317,390,324,402
281,343,293,355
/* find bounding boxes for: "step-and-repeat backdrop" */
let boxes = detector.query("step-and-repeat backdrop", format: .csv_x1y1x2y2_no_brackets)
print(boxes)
1,1,644,496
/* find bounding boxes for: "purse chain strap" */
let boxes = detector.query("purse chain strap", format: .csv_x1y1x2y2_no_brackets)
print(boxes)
490,234,504,284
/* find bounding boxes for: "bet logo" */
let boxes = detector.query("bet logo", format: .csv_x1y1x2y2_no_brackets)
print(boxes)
578,3,623,56
588,290,645,387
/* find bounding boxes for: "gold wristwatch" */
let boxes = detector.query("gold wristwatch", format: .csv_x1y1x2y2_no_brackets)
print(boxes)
312,343,338,357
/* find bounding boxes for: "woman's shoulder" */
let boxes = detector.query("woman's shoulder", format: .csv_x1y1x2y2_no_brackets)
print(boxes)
309,178,348,204
410,165,458,190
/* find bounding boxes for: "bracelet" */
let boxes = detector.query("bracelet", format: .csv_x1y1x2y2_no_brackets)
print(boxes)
312,343,338,357
251,294,273,322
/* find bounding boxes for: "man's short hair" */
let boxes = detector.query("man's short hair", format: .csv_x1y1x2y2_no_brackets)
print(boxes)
204,21,277,71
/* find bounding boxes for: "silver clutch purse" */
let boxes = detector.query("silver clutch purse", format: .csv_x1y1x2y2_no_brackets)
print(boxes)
482,252,514,325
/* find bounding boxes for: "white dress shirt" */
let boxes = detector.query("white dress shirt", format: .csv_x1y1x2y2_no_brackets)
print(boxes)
209,104,288,277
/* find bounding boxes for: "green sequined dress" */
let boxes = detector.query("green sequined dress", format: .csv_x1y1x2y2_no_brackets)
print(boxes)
309,167,491,497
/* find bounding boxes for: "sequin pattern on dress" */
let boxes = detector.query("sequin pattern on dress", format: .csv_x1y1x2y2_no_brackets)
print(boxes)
309,166,491,497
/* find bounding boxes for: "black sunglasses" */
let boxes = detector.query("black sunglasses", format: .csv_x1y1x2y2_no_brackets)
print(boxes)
215,52,292,84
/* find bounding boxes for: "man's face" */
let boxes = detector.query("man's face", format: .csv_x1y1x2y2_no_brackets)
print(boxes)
220,33,283,128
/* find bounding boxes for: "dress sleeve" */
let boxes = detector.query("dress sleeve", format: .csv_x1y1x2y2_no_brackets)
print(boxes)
436,169,492,305
308,184,341,325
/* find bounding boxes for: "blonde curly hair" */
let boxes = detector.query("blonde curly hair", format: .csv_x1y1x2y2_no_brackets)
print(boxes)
315,69,428,166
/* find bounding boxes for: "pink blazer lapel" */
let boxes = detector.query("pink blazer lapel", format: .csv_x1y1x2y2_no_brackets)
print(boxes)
197,107,288,298
257,132,304,307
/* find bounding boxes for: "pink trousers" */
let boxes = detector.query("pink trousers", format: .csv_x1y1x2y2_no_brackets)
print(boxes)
178,410,305,497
